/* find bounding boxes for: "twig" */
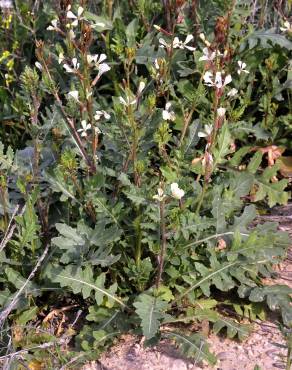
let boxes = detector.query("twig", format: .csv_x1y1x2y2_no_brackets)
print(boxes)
0,242,50,326
0,205,23,253
0,338,68,361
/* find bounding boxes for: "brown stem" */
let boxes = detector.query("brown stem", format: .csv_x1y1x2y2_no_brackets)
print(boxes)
178,106,196,147
162,0,172,32
191,0,199,39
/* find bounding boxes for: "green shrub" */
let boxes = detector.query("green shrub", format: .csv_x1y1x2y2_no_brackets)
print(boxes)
0,0,291,368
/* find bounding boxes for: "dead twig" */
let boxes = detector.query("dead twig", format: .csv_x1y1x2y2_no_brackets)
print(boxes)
0,242,50,326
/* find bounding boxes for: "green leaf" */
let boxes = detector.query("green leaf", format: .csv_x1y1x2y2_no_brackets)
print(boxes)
179,261,238,299
247,151,263,174
48,265,126,309
84,11,113,31
213,124,232,164
134,294,168,339
254,178,289,207
242,29,292,50
213,317,251,341
16,306,39,325
164,332,216,365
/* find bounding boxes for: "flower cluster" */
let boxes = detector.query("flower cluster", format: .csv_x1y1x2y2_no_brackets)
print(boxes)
153,183,185,201
159,35,195,51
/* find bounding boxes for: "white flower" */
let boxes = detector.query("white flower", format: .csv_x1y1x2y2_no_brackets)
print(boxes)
173,34,196,51
87,54,110,78
47,19,58,31
154,58,160,70
68,90,79,101
227,88,238,97
77,120,91,137
67,10,77,19
58,53,65,64
237,61,249,75
97,63,111,78
68,30,76,39
198,124,213,138
87,53,106,65
217,107,226,117
94,110,111,121
199,47,217,62
138,81,146,95
280,21,292,33
0,0,13,9
170,183,185,200
119,96,137,107
66,6,84,27
153,188,166,202
162,102,176,121
159,35,195,51
35,62,42,71
63,57,80,73
77,6,84,17
203,71,232,89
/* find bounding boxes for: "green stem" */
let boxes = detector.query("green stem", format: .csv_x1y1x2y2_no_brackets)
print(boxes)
156,198,167,289
134,212,142,268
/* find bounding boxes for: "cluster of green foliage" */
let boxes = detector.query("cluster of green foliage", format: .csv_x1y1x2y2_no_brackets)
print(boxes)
0,0,291,368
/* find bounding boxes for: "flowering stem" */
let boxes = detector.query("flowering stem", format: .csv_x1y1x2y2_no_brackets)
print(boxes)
196,87,221,214
37,49,96,174
178,105,196,147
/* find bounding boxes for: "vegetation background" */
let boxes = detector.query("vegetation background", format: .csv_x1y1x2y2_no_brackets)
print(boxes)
0,0,291,369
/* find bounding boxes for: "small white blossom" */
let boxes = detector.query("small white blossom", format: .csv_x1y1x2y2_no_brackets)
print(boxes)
63,57,80,73
67,10,77,19
198,124,213,138
97,63,111,78
280,21,292,33
138,81,146,95
77,6,84,17
0,0,13,9
119,96,137,107
199,47,219,62
35,62,42,71
153,188,166,202
58,53,65,64
217,107,226,117
68,30,76,39
87,54,110,78
77,120,91,137
94,110,111,121
170,183,185,200
47,19,58,31
237,61,249,75
68,90,79,101
66,6,84,27
203,71,232,89
173,34,196,51
162,102,176,121
159,35,195,51
227,88,238,97
154,58,160,70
